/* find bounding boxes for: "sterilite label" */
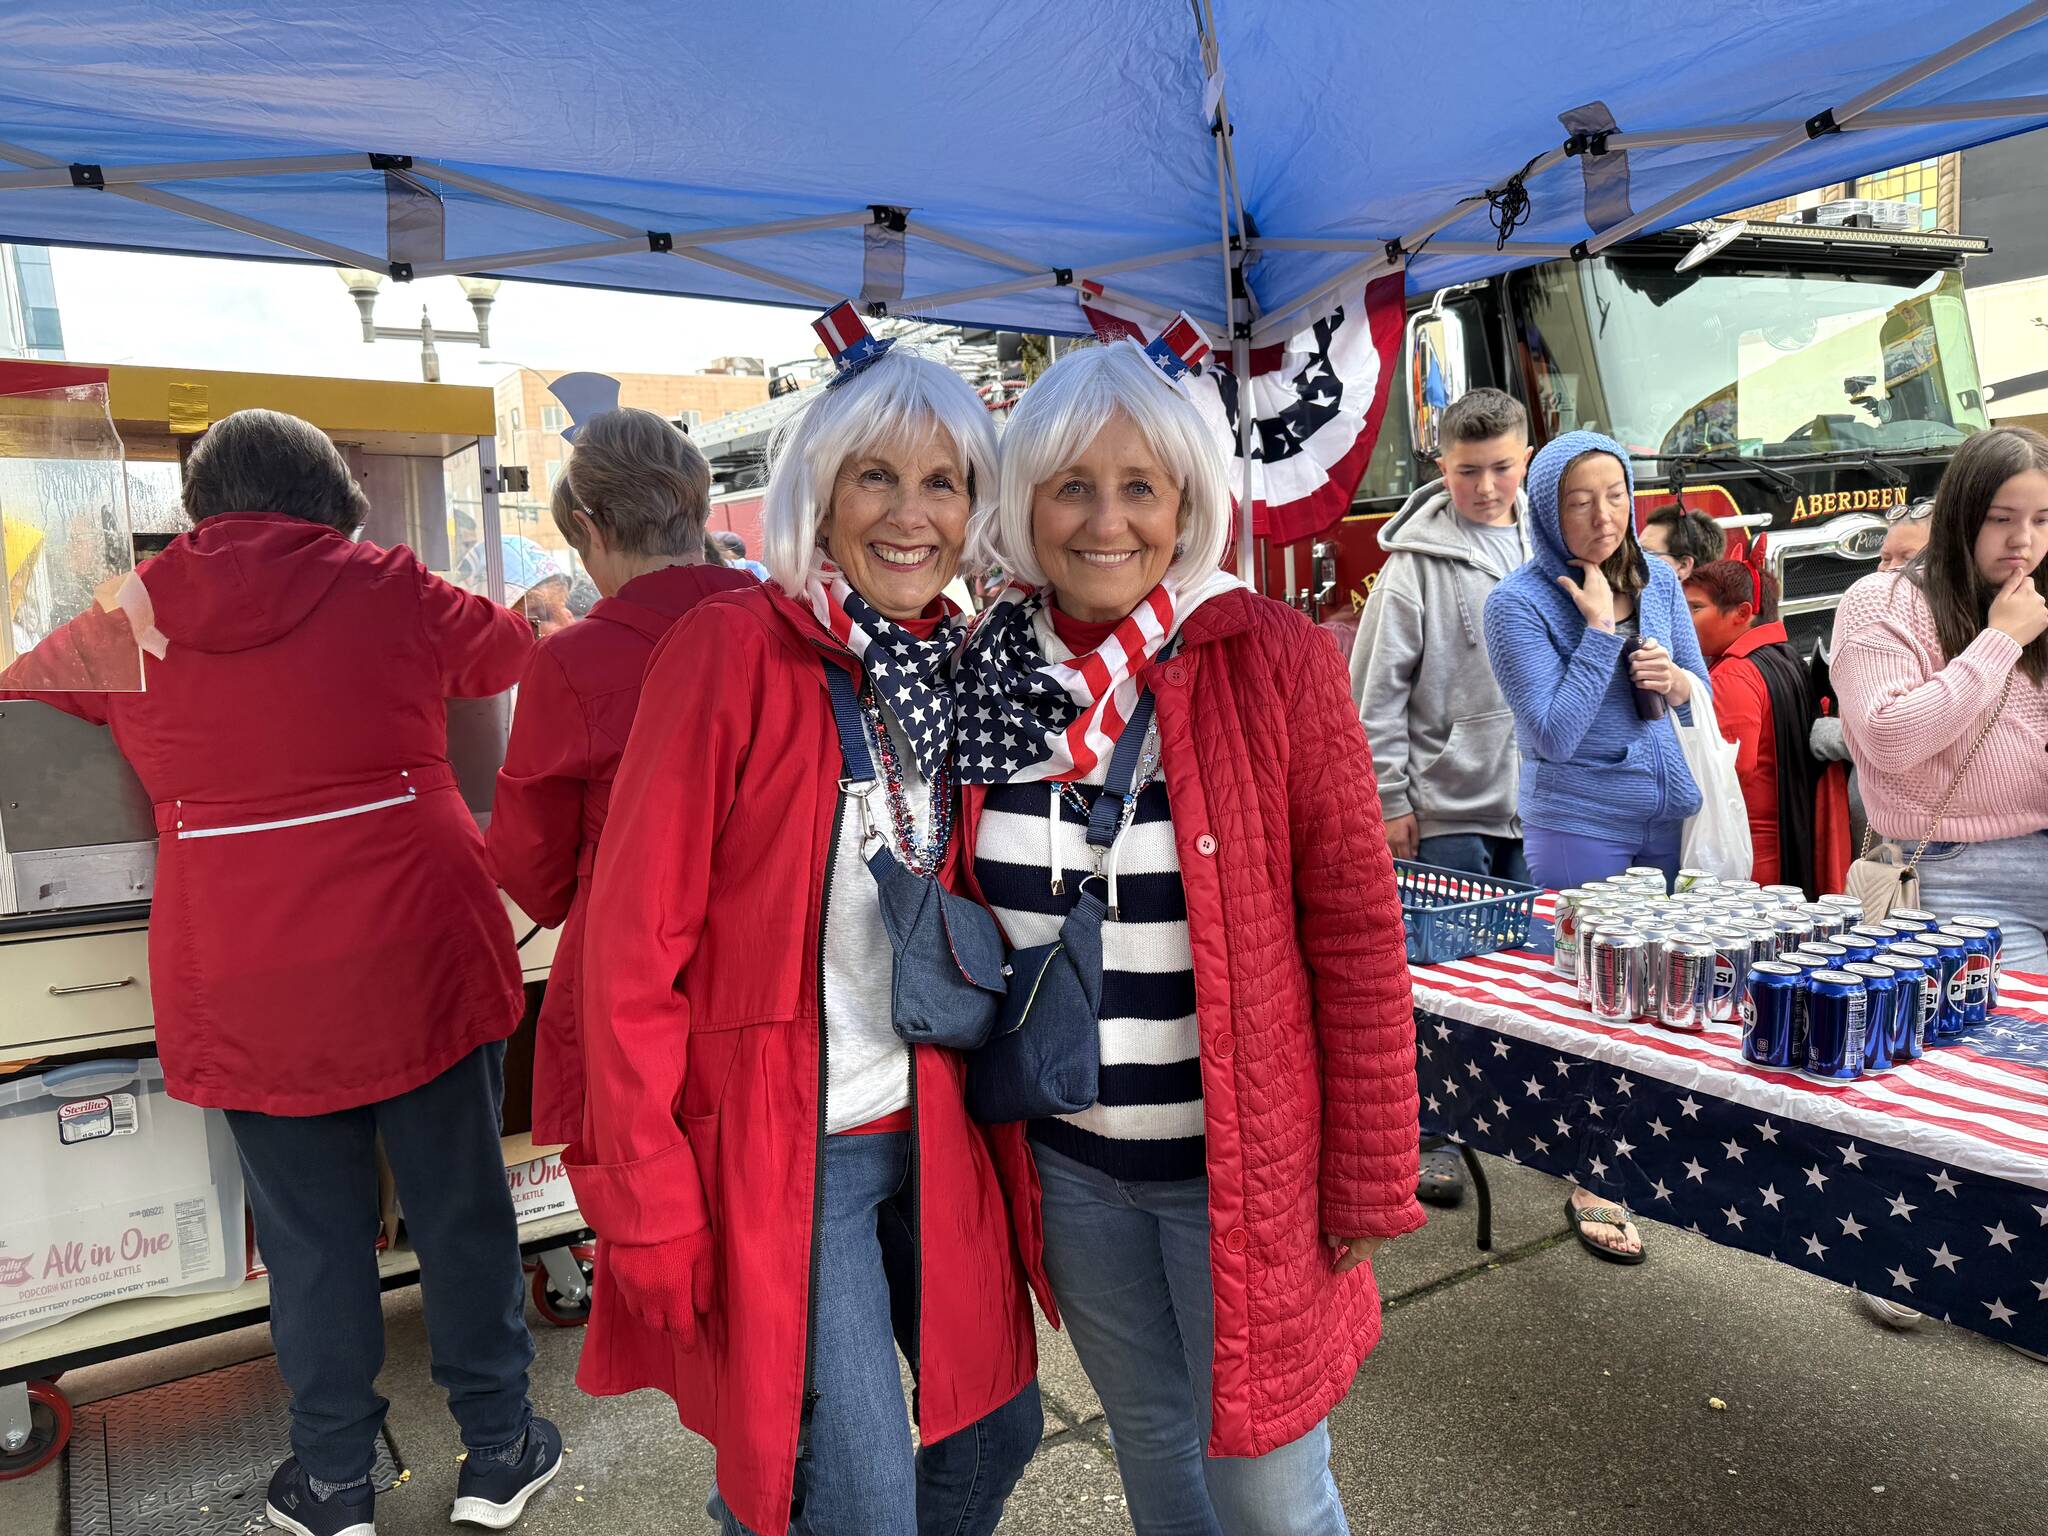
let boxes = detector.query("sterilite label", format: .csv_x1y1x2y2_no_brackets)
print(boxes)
56,1093,139,1146
0,1185,225,1334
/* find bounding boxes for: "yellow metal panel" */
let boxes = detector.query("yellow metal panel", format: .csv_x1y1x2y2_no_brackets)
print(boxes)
104,364,495,438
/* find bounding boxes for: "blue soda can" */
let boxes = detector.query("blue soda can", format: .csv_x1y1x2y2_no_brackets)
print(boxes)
1879,919,1929,944
1847,923,1899,952
1835,934,1882,968
1942,926,1997,1026
1804,970,1868,1081
1774,913,1816,953
1742,960,1804,1068
1791,942,1849,968
1845,962,1898,1074
1946,918,2004,1011
1783,953,1830,1065
1886,908,1938,933
1875,952,1930,1060
1918,930,1969,1042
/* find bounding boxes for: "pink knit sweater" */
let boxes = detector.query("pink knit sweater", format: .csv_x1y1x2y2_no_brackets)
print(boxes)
1831,572,2048,843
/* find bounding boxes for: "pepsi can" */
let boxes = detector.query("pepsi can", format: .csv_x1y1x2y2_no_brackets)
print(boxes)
1790,942,1849,968
1875,951,1930,1060
1743,961,1804,1068
1590,931,1649,1022
1943,926,1997,1026
1774,913,1815,954
1878,918,1929,945
1845,962,1899,1074
1947,918,2004,1010
1804,970,1867,1082
1818,894,1866,915
1918,930,1969,1043
1782,952,1830,1065
1847,922,1899,952
1835,934,1881,968
1658,939,1716,1033
1803,905,1849,941
1707,928,1759,1023
1886,908,1938,933
1763,884,1807,906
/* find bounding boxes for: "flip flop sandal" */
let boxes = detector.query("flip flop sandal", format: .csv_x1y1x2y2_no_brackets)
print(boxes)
1417,1145,1466,1207
1566,1198,1647,1266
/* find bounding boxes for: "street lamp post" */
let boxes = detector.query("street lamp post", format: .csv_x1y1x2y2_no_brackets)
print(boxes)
336,269,502,382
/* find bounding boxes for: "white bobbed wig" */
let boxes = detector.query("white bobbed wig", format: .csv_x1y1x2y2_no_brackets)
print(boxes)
761,346,999,593
972,339,1232,587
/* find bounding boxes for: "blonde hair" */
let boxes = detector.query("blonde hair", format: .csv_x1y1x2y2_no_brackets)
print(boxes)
760,348,998,592
555,408,710,558
973,341,1230,585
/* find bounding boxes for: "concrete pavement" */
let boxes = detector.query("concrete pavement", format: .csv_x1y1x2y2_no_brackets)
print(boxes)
6,1153,2044,1534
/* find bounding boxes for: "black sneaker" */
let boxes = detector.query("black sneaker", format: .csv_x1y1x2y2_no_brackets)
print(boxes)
450,1416,563,1529
265,1457,377,1536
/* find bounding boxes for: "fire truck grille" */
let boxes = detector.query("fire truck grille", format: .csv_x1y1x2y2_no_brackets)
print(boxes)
1781,549,1877,605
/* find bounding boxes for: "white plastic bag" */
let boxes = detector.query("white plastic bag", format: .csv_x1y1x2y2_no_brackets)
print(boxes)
1673,677,1753,881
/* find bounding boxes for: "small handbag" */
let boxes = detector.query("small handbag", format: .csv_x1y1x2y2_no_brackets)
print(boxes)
967,658,1167,1125
823,662,1006,1051
1841,672,2012,922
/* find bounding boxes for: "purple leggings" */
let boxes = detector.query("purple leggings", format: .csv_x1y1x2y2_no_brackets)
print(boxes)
1522,819,1683,891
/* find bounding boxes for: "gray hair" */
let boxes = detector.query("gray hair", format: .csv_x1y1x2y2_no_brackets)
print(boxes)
181,409,371,534
761,348,998,592
555,408,711,558
973,341,1230,586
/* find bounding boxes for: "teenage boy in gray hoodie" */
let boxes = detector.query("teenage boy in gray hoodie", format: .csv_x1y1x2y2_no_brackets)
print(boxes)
1351,388,1533,882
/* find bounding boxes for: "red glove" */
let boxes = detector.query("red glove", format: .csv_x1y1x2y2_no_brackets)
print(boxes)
600,1234,714,1347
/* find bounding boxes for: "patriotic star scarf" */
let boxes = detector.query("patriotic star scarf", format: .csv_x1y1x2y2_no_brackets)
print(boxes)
797,560,962,783
955,570,1243,784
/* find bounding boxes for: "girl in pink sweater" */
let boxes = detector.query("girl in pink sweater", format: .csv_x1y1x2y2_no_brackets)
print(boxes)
1831,426,2048,966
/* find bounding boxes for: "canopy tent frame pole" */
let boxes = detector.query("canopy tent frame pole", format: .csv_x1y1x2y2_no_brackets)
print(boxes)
1584,0,2048,255
1597,96,2048,149
1254,237,1579,258
894,243,1223,320
0,153,374,192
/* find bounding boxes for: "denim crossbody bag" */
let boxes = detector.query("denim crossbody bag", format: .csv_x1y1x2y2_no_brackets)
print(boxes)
823,661,1006,1051
966,650,1169,1125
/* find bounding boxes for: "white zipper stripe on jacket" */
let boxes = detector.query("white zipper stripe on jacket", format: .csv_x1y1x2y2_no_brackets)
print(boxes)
173,783,418,840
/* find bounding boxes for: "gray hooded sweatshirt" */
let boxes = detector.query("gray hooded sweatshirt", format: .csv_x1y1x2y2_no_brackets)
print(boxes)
1348,478,1531,840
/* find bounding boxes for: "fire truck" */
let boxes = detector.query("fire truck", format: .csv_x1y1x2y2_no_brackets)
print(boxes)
1261,209,1992,656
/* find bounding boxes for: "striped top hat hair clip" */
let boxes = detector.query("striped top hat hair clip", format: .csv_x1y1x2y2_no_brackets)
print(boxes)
1141,312,1213,389
815,301,894,389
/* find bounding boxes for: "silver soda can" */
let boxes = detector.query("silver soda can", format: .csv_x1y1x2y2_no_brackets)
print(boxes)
1774,913,1815,954
1803,905,1848,940
1552,888,1593,981
1590,930,1648,1022
1706,927,1758,1022
1762,884,1807,906
1674,868,1717,893
1886,908,1939,933
1625,866,1667,893
1658,939,1716,1033
1818,894,1867,915
1577,905,1627,1002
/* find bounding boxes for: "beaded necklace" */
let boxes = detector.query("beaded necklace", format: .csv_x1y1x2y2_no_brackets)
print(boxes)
1053,725,1161,843
859,686,953,878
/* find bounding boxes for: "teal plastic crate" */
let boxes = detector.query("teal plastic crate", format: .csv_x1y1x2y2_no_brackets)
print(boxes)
1393,859,1538,965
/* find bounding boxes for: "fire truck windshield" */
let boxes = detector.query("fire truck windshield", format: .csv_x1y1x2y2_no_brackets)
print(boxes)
1514,256,1989,468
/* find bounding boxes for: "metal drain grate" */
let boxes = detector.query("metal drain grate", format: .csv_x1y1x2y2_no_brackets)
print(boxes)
68,1357,400,1536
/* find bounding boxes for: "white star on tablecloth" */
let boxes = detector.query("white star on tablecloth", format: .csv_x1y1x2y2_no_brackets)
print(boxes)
1805,1165,1830,1190
1648,1118,1672,1139
1889,1265,1917,1293
1839,1213,1867,1240
1985,1298,2016,1326
1614,1137,1636,1158
1553,1114,1574,1137
1804,1234,1830,1258
1722,1138,1746,1163
1650,1179,1673,1202
1435,1021,1452,1042
1929,1243,1962,1273
1473,1113,1493,1135
1683,1158,1708,1183
1523,1076,1544,1098
1614,1075,1635,1097
1530,1134,1550,1155
1888,1193,1917,1221
1679,1095,1702,1118
1424,1093,1441,1115
1491,1039,1511,1058
1554,1059,1574,1078
1757,1121,1780,1144
2034,1201,2048,1226
1985,1222,2017,1252
2033,1277,2048,1303
1588,1156,1609,1179
1931,1169,1960,1196
1492,1097,1511,1119
1586,1098,1605,1119
1723,1205,1747,1232
1465,1062,1483,1080
1760,1185,1785,1211
1841,1142,1866,1170
1417,1039,1433,1061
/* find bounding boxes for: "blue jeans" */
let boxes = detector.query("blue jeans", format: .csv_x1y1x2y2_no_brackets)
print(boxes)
713,1131,1042,1535
1031,1145,1349,1536
1906,831,2048,968
226,1044,533,1484
1522,818,1683,891
1414,833,1529,885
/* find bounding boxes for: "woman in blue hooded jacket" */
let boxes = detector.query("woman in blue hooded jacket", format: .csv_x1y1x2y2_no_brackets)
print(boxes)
1483,430,1708,891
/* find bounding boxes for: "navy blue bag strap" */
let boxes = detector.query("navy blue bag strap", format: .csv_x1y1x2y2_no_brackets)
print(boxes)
1084,638,1176,851
821,658,877,786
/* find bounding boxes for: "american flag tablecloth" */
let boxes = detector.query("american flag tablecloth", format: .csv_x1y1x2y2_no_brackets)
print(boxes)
1412,897,2048,1353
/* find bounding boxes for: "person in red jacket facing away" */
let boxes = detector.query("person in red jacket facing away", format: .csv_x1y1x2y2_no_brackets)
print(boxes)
1,409,561,1536
569,336,1042,1536
487,409,752,1147
1685,559,1821,893
956,341,1425,1533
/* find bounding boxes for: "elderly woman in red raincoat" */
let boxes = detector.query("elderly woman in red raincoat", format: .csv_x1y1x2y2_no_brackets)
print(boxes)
568,318,1043,1536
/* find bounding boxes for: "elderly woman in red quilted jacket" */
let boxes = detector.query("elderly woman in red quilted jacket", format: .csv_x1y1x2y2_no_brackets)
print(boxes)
957,340,1425,1533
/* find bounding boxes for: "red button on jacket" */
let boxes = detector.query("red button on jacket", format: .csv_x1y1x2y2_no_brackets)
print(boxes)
2,514,533,1115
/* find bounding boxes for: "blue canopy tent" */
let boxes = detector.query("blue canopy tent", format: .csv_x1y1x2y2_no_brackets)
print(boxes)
2,0,2046,574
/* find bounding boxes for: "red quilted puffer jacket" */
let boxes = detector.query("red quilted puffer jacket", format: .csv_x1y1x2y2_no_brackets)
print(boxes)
964,587,1426,1457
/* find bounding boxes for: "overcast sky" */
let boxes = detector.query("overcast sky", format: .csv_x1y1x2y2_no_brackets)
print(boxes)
46,246,822,388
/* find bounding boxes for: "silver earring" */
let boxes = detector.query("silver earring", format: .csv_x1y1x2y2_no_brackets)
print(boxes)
1173,541,1186,558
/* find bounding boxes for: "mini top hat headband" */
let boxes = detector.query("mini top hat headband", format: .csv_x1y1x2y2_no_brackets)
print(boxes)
815,301,894,389
1141,311,1213,387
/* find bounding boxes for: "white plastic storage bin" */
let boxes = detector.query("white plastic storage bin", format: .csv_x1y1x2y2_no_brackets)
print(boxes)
0,1057,247,1344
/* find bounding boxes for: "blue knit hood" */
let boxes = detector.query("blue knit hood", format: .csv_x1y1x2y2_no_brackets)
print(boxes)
1524,428,1641,581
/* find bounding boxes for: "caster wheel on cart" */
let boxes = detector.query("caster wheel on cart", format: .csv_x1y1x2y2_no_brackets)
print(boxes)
531,1244,596,1328
0,1381,72,1482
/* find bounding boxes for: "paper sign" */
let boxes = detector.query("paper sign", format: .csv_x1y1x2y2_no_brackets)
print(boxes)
504,1152,578,1225
0,1185,226,1334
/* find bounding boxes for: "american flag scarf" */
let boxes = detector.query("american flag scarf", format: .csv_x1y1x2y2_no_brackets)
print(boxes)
793,561,962,783
955,571,1243,784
